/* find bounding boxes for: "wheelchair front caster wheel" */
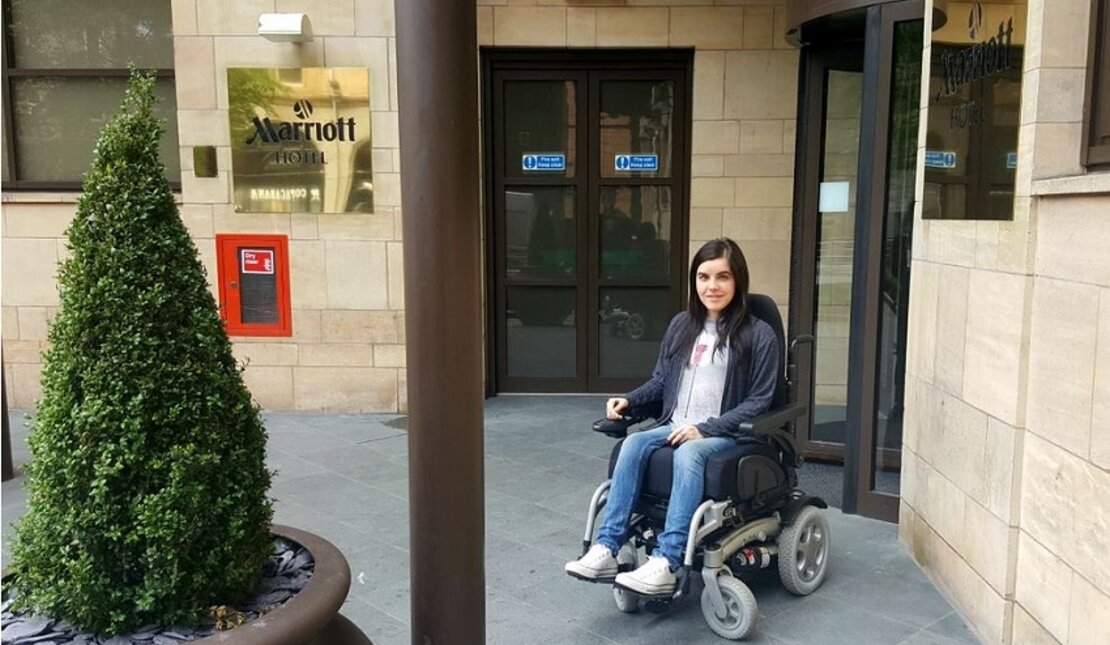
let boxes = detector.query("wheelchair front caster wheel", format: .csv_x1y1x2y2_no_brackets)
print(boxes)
701,576,757,640
777,504,830,596
612,586,640,613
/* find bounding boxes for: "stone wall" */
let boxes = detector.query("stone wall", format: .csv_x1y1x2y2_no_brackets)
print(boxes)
902,1,1110,642
2,0,796,411
479,0,797,311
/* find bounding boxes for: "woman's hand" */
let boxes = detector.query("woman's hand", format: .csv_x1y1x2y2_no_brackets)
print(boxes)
606,397,629,420
667,424,704,446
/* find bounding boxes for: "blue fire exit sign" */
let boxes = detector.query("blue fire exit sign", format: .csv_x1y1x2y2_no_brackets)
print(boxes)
924,150,957,169
522,154,566,171
615,154,659,172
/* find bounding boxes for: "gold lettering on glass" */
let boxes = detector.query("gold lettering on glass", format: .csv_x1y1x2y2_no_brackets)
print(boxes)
228,68,374,213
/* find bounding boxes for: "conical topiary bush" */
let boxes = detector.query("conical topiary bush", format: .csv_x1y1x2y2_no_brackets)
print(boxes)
9,70,274,635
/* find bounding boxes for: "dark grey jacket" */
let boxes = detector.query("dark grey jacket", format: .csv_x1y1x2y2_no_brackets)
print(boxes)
624,312,779,440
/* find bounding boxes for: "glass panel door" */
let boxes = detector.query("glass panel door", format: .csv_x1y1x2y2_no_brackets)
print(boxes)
792,1,923,522
487,56,690,393
591,73,686,391
492,72,588,391
848,3,924,521
870,19,924,498
795,45,864,461
813,69,863,449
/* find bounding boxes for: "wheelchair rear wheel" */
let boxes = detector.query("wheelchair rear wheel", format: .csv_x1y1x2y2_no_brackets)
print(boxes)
777,504,830,595
700,575,757,640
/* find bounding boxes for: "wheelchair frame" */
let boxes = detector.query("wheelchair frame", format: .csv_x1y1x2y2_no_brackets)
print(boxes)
573,308,828,639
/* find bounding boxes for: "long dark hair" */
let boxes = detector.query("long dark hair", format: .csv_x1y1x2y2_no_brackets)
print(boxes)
668,238,751,361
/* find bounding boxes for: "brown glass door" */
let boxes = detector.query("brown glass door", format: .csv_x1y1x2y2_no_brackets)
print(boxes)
794,44,865,462
485,52,691,393
792,2,924,522
849,4,923,521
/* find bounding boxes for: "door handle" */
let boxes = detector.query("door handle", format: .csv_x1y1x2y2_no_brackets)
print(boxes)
229,281,239,289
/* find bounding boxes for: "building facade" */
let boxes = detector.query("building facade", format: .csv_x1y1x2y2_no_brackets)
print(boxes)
901,1,1110,643
2,0,1109,643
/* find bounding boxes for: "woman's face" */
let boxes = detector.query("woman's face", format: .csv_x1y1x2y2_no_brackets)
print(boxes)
695,256,735,320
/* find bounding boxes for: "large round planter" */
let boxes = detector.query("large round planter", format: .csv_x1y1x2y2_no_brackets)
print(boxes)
196,524,373,645
3,524,373,645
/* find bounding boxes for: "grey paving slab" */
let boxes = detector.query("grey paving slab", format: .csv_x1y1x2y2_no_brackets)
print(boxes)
831,568,955,629
344,544,411,604
351,576,410,625
300,443,409,486
484,533,568,594
762,596,921,644
334,598,409,645
360,434,409,462
920,612,981,644
368,475,410,501
266,448,333,481
337,507,411,552
0,401,979,644
898,629,975,645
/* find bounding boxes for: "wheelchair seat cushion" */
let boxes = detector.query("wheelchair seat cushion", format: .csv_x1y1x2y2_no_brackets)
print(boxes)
608,436,786,503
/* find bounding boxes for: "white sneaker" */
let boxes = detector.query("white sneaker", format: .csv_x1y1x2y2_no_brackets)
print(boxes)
614,555,676,595
565,544,618,581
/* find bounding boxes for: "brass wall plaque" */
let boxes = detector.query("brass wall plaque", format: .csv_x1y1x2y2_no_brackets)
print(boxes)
228,68,373,213
923,2,1026,220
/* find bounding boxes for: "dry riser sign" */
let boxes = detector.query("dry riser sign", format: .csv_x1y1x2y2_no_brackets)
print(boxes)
228,68,373,213
924,1,1026,220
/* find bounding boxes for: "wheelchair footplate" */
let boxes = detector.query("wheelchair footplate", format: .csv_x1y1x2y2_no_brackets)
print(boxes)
565,561,637,585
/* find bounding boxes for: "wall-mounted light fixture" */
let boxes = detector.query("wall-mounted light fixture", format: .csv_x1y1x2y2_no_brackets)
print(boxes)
257,13,313,43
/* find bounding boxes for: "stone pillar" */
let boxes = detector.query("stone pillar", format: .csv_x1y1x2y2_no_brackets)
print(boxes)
394,1,485,643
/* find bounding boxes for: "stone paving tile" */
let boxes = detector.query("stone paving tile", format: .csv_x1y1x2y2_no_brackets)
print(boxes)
344,544,411,605
359,434,409,462
762,596,921,644
301,443,408,486
350,576,410,625
0,404,978,644
367,475,410,501
831,568,955,629
335,597,409,645
899,629,975,645
920,612,981,644
484,533,568,594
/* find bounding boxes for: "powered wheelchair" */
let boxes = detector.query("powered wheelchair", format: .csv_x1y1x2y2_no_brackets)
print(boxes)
577,294,828,640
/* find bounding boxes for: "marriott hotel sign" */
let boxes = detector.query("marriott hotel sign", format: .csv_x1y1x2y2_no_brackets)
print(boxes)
228,68,373,214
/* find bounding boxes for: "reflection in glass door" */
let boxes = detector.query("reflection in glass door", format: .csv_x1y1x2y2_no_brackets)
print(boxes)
871,19,923,498
495,75,584,388
486,54,691,393
593,76,681,388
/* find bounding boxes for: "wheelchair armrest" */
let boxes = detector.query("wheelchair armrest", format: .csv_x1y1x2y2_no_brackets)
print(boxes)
591,402,661,438
737,402,806,437
738,402,806,468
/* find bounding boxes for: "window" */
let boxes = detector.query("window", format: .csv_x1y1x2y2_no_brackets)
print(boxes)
1084,0,1110,167
1,0,179,188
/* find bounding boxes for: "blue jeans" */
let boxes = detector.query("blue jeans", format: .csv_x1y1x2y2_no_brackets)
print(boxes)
595,424,735,569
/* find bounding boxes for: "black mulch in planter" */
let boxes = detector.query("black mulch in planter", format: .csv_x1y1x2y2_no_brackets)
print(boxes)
1,537,314,645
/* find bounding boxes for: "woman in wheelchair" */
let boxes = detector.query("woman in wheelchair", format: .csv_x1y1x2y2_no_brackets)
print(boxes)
565,238,779,596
